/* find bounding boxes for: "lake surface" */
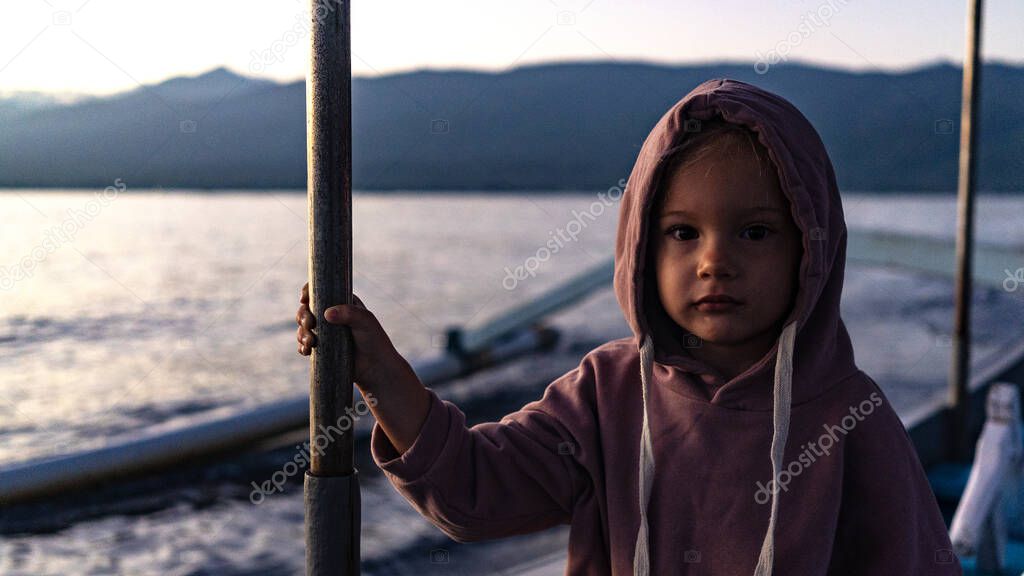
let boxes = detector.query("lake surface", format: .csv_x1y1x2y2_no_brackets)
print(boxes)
1,189,1022,575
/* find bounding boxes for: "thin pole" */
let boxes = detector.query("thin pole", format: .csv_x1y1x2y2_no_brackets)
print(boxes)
949,0,983,462
305,0,360,574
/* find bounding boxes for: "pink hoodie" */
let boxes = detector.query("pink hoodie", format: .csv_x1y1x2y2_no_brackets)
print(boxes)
370,78,961,575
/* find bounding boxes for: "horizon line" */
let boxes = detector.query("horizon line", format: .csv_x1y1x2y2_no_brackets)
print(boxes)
6,54,1024,99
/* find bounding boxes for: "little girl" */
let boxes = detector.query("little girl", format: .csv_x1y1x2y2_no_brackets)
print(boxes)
296,79,960,575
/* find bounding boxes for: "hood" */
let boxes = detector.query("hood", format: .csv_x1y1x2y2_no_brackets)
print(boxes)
614,78,860,576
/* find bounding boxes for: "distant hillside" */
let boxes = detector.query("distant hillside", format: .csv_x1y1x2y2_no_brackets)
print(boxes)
1,61,1021,192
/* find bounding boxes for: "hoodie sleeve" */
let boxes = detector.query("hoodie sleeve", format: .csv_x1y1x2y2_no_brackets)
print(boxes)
828,375,962,575
369,354,599,543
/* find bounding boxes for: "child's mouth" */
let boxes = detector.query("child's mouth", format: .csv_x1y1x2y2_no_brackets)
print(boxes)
692,293,743,313
695,301,742,313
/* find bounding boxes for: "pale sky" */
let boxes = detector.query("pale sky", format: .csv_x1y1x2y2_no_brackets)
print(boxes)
1,0,1022,96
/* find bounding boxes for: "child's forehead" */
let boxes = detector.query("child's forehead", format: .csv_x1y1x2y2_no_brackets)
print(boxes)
656,166,790,217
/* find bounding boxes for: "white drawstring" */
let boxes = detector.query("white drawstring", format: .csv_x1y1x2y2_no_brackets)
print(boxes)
633,334,656,576
631,321,797,575
753,320,798,576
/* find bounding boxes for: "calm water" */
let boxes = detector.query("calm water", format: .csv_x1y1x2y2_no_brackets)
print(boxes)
1,189,1023,575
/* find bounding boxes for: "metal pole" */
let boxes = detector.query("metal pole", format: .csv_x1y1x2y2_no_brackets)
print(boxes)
304,0,360,574
949,0,983,462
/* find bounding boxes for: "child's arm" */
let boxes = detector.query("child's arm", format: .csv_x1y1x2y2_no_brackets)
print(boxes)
296,284,595,542
370,358,598,541
368,361,597,542
828,375,963,574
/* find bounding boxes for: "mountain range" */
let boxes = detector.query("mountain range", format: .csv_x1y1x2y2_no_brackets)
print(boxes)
1,60,1021,192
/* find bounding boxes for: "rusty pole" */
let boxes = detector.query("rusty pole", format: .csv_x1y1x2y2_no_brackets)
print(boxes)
948,0,983,462
304,0,360,573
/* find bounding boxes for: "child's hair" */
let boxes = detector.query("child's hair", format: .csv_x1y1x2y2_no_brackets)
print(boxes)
652,116,776,214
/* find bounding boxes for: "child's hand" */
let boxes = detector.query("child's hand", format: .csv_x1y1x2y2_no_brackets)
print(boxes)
295,282,415,393
296,282,430,454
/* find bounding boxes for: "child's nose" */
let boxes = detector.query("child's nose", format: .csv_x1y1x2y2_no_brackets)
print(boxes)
696,242,737,279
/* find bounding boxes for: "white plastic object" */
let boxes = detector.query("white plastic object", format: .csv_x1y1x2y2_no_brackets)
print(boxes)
949,382,1024,573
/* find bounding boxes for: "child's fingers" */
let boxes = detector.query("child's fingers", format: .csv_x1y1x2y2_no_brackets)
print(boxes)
296,326,317,348
323,302,374,328
296,304,316,329
297,324,314,355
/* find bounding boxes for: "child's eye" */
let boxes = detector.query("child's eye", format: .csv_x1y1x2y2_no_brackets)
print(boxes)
666,225,697,241
665,225,772,242
742,225,772,241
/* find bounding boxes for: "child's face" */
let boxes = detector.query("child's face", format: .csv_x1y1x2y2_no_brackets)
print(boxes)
651,137,802,356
